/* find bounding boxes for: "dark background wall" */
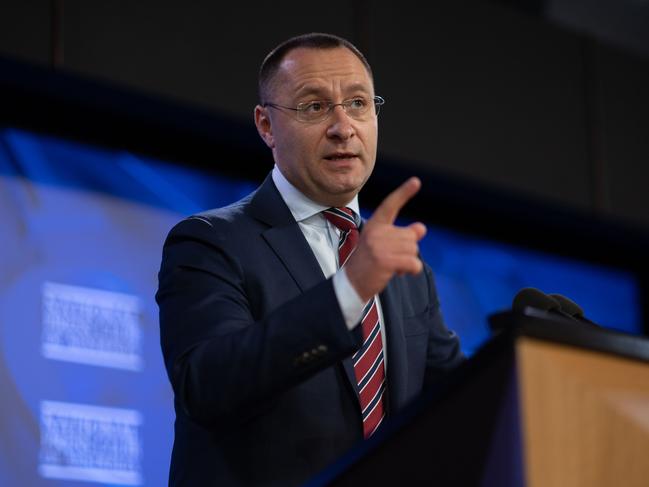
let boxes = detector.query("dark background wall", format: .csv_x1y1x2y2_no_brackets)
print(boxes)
1,0,648,228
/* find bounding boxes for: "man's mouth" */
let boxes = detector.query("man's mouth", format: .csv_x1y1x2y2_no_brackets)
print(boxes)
324,153,357,160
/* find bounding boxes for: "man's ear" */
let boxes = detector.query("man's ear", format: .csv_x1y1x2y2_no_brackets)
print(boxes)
254,105,275,149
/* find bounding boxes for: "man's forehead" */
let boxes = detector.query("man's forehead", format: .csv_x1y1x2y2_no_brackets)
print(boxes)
271,47,374,96
276,47,373,86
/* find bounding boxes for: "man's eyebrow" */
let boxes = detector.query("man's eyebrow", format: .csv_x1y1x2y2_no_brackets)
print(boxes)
294,82,373,99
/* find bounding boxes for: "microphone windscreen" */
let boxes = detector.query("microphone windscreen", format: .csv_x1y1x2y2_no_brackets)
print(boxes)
549,293,584,318
512,287,560,313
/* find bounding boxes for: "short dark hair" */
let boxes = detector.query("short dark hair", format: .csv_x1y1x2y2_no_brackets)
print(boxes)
258,32,373,104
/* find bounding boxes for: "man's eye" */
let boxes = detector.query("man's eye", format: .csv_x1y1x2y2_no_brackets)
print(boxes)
304,101,326,112
349,98,367,109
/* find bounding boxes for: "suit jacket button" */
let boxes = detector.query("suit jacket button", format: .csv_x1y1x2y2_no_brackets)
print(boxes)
317,345,328,354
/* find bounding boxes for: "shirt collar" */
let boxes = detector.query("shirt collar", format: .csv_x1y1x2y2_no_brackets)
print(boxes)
272,165,360,223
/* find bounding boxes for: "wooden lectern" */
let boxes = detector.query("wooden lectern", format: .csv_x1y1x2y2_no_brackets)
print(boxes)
310,309,649,487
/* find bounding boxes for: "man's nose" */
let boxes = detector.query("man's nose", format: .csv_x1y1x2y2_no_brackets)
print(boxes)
326,105,355,140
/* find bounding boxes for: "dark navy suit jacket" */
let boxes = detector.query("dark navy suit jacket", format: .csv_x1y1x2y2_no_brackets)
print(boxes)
156,174,464,486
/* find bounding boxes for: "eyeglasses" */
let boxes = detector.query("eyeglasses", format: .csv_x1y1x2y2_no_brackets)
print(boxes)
263,96,385,123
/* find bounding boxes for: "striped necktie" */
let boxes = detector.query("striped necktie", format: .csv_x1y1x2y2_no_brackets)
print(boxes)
323,207,386,438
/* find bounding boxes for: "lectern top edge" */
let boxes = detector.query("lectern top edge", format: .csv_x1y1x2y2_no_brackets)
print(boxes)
489,309,649,364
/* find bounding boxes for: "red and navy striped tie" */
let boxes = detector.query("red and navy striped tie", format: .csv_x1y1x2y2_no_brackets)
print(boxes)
323,207,386,438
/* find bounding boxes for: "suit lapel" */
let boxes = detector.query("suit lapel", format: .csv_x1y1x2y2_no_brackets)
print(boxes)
380,280,409,415
262,226,325,292
249,174,325,292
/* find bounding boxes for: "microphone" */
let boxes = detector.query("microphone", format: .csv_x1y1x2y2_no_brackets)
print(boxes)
548,293,583,317
512,287,561,314
512,288,582,323
549,293,601,327
489,288,602,333
512,288,602,328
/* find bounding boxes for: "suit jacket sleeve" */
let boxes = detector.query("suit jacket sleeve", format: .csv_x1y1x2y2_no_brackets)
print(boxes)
156,215,362,429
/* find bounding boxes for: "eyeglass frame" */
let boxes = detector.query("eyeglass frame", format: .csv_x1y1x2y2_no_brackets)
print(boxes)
262,95,385,123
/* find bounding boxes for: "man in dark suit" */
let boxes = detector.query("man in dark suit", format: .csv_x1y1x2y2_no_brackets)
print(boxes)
156,33,464,486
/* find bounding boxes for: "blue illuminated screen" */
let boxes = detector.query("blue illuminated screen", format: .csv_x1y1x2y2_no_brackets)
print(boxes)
0,128,641,486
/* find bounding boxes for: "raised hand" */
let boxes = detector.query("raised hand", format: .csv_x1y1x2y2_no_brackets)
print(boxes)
344,177,427,302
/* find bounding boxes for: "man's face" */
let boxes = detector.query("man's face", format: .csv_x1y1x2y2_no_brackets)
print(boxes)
255,47,378,207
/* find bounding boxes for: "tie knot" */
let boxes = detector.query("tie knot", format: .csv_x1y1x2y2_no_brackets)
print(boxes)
323,207,358,232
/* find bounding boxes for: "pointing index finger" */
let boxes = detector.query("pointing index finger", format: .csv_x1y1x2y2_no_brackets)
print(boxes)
372,177,421,224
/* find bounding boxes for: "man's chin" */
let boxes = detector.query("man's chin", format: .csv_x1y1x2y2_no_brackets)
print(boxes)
317,179,367,204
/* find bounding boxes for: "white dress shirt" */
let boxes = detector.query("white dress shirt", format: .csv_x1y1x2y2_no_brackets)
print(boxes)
272,166,387,366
